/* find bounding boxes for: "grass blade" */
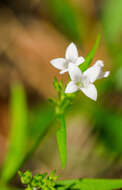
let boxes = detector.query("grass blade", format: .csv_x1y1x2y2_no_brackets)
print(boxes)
1,83,28,183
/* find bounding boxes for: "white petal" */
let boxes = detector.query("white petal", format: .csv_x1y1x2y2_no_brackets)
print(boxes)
95,60,104,67
104,71,110,78
50,58,66,70
81,84,97,101
98,71,110,79
60,69,68,74
75,56,85,66
65,43,78,61
83,60,104,83
68,63,82,81
65,81,78,93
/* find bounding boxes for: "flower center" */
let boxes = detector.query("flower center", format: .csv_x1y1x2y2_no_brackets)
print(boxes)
76,76,90,89
76,81,84,88
64,62,68,69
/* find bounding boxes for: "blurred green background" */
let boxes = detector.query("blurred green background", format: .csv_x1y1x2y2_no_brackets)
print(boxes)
0,0,122,189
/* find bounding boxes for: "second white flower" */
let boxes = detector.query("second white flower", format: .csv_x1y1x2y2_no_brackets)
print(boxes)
65,61,110,101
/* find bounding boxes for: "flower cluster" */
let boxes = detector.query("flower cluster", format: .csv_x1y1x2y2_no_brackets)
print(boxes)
50,43,110,101
19,170,58,190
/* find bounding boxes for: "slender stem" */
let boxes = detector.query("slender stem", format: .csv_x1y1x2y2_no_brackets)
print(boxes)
56,114,67,169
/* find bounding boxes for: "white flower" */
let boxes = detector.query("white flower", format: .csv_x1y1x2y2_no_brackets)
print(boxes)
65,60,110,101
50,43,84,74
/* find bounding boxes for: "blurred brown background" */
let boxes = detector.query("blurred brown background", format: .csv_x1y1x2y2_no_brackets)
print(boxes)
0,0,122,182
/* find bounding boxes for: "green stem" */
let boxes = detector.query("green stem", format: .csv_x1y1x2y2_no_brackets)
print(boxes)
56,114,67,169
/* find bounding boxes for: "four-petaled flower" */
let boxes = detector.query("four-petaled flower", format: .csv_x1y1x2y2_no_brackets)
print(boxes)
65,61,110,101
50,43,85,74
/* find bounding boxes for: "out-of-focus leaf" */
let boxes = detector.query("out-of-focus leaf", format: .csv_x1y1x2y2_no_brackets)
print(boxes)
56,114,67,169
80,35,101,72
0,86,55,182
102,0,122,43
115,67,122,90
26,104,55,159
1,83,28,183
57,179,122,190
102,0,122,71
2,102,55,181
45,0,83,43
0,183,22,190
93,105,122,153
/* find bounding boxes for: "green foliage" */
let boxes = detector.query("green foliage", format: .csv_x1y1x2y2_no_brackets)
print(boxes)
1,83,28,183
18,172,122,190
26,104,55,160
45,0,83,43
56,114,67,169
19,170,58,190
51,78,75,168
52,77,75,116
93,105,122,153
80,35,101,72
0,184,22,190
56,179,122,190
102,0,122,71
19,171,32,185
102,0,122,43
115,67,122,90
0,84,56,184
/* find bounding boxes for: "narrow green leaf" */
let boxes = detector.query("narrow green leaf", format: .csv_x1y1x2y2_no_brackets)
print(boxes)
1,103,55,181
80,35,101,72
1,83,28,183
0,90,56,182
11,104,56,170
57,179,122,190
56,114,67,169
76,179,122,190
